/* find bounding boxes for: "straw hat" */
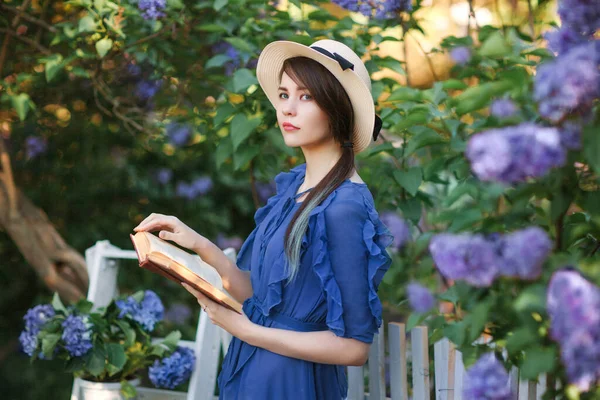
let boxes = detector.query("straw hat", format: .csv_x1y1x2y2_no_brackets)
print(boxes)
256,39,382,154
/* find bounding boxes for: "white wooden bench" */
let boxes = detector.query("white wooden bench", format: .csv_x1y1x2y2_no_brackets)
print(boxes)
72,240,554,400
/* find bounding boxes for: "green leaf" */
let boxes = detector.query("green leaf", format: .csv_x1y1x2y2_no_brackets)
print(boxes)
406,313,425,332
449,209,482,231
443,320,467,346
393,167,422,196
394,111,430,131
233,144,260,170
224,38,255,54
583,124,600,174
86,345,107,377
441,79,468,91
105,343,126,375
195,24,228,33
398,197,421,224
404,128,445,156
468,300,491,342
45,55,63,83
115,320,136,348
65,356,86,373
213,0,228,11
41,333,60,358
95,37,113,58
78,16,97,33
205,54,232,69
94,0,106,11
162,330,181,348
215,137,233,168
231,114,261,150
11,93,31,121
377,57,405,75
52,293,67,313
506,327,537,356
514,284,546,313
387,87,423,102
120,380,137,399
479,31,512,58
214,103,235,126
232,69,258,93
520,346,557,380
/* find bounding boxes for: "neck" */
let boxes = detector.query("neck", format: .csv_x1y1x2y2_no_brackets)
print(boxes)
299,141,345,190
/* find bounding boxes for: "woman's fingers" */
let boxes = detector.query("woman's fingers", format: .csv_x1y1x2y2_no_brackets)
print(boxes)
134,214,174,232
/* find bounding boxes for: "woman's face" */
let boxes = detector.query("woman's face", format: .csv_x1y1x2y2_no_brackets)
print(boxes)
276,72,332,150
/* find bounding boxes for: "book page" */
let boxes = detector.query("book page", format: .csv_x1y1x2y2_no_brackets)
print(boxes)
145,233,223,289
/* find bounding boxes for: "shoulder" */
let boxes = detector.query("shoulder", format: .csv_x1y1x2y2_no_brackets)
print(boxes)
322,183,374,223
272,163,305,195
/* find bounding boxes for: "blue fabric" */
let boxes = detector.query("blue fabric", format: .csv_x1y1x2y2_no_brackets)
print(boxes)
218,163,394,400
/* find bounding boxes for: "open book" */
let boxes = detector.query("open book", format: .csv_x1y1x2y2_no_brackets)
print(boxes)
130,231,243,314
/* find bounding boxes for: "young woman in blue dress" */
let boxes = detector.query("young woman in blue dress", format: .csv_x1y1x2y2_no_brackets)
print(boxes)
133,39,393,399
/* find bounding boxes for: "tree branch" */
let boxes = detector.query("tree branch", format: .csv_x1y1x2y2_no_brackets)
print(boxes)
0,4,57,32
0,28,52,55
0,0,32,79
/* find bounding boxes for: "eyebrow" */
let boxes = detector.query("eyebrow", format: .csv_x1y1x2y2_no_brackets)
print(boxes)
278,86,309,91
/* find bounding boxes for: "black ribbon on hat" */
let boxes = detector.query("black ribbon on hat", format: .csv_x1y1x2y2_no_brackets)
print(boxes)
311,46,354,71
373,115,382,141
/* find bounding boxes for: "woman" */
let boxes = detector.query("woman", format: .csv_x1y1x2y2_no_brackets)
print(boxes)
133,39,394,399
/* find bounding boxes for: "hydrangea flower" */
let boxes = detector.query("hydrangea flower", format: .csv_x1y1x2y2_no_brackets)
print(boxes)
466,123,566,183
26,136,47,160
489,98,517,119
149,346,196,389
379,211,411,251
332,0,412,19
117,290,164,332
406,282,435,313
138,0,167,20
463,353,513,400
450,46,472,65
176,177,213,200
557,0,600,36
495,227,552,280
23,304,55,333
19,330,39,357
61,315,93,357
429,233,500,287
534,42,599,123
166,122,192,147
547,269,600,391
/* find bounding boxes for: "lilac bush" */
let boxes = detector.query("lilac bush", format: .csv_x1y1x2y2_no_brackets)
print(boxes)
138,0,167,20
166,122,192,147
406,282,435,313
25,136,47,160
332,0,412,19
463,353,513,400
379,211,411,251
176,176,214,200
450,46,472,65
489,98,517,119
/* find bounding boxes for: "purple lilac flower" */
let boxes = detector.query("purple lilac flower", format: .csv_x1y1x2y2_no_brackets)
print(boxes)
429,233,500,287
547,269,600,391
211,42,241,77
256,181,277,204
463,353,513,400
61,315,93,357
534,42,599,123
149,346,196,389
544,27,589,56
135,79,162,101
166,122,192,147
26,136,47,160
450,46,472,65
23,304,55,333
164,303,192,325
490,98,518,119
557,0,600,37
138,0,166,20
466,123,566,183
379,211,411,251
495,227,552,280
333,0,412,19
406,282,435,313
117,290,164,332
216,233,243,251
19,330,38,356
155,168,173,185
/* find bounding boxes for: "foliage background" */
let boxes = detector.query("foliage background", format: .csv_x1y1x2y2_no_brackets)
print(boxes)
1,0,598,398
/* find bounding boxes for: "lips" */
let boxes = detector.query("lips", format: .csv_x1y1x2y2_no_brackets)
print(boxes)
282,122,299,130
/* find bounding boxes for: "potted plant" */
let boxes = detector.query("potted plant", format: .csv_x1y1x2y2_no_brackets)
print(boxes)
19,290,196,399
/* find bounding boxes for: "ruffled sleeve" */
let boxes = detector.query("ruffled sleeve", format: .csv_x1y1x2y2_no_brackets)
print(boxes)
236,166,303,272
311,195,394,343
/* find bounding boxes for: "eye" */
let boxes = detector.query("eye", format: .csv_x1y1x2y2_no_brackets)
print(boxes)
278,92,289,99
301,93,313,100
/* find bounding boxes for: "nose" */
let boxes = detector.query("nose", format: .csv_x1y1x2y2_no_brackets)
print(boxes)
281,98,297,117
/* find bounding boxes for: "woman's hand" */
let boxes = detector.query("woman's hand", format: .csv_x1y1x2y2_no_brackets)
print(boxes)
133,213,207,252
181,282,254,340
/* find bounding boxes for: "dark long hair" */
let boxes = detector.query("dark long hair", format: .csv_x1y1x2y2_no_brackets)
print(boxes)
282,57,356,282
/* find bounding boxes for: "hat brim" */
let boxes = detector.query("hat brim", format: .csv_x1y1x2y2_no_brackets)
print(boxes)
256,41,375,154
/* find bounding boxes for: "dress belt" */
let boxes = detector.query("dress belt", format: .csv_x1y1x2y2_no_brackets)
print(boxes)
244,296,328,333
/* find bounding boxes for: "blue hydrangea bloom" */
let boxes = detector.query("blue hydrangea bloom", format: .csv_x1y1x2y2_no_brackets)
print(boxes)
560,327,600,392
490,98,518,119
463,353,513,400
117,290,164,332
379,211,411,251
560,119,583,150
61,315,93,357
406,282,435,313
466,123,566,183
450,46,472,65
138,0,166,20
23,304,55,333
534,42,599,123
19,330,39,357
149,346,196,389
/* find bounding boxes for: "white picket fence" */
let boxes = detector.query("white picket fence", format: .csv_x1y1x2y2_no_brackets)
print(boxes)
71,240,553,400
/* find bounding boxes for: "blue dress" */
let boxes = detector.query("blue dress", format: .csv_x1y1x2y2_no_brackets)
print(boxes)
217,163,394,400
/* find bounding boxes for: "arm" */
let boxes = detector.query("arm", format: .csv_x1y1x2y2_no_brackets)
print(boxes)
193,237,253,303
